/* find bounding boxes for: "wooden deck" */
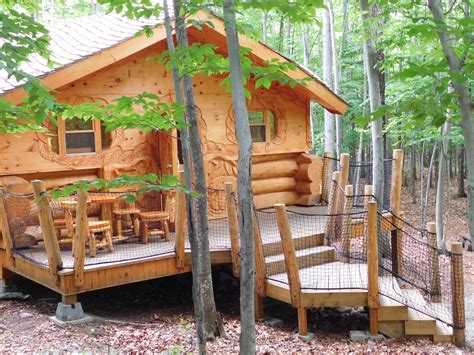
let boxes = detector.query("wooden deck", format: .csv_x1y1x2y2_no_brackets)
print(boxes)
1,205,328,296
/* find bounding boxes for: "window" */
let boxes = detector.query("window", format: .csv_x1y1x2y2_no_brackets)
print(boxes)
64,118,96,155
249,110,276,143
47,118,111,155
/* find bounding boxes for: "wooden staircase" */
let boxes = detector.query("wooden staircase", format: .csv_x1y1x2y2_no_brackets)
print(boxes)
260,231,454,343
378,277,453,343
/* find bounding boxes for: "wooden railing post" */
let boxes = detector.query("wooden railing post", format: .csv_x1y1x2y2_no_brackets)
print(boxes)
224,182,240,278
392,211,405,278
0,192,15,267
275,203,307,335
339,153,350,188
390,149,404,215
321,151,334,204
175,168,186,269
341,185,354,263
427,222,441,302
367,200,379,335
73,189,88,287
451,242,465,346
325,171,341,246
275,204,301,307
31,180,62,285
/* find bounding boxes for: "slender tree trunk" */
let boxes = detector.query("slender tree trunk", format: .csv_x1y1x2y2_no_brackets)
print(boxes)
411,145,417,204
436,122,451,248
222,1,256,353
327,0,342,158
428,0,474,238
360,0,384,202
302,23,310,67
173,2,223,352
458,146,466,197
322,5,335,154
278,15,284,51
422,142,437,229
262,11,268,43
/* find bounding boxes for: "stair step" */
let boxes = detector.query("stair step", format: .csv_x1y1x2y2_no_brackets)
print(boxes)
265,246,335,275
405,308,437,335
262,233,324,256
433,321,453,343
378,295,409,321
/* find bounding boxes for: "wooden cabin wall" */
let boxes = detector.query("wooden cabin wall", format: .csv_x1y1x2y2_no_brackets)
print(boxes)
0,37,316,208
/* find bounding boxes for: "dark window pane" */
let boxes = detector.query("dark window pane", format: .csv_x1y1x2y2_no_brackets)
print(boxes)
250,125,266,143
65,132,96,154
65,117,93,131
249,111,264,125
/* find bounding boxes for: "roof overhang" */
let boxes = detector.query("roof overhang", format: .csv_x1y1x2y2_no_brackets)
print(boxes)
1,10,349,115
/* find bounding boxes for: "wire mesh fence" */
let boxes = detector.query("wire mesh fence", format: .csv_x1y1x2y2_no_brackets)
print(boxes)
0,186,229,269
377,211,457,327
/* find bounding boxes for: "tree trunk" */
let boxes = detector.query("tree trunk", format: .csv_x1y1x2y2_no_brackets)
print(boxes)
458,146,466,197
411,145,417,204
222,1,255,353
302,23,310,67
322,5,335,154
422,142,437,229
360,0,384,202
428,0,474,238
278,15,284,51
327,0,343,159
436,122,451,248
262,11,268,43
173,2,223,352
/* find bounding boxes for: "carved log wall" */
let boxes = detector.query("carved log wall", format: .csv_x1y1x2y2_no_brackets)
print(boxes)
0,36,320,209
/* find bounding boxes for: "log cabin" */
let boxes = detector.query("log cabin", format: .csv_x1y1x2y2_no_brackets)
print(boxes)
0,12,463,345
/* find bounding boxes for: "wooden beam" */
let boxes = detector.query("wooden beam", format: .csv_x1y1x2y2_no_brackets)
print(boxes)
73,189,88,287
31,180,63,285
427,222,441,302
341,185,354,263
367,201,379,335
274,203,301,307
325,171,340,245
224,182,240,277
339,153,350,188
390,149,404,215
321,152,334,204
297,307,308,336
0,192,15,267
451,242,465,346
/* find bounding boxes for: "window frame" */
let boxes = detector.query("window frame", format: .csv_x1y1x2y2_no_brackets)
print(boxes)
58,118,103,156
248,110,275,144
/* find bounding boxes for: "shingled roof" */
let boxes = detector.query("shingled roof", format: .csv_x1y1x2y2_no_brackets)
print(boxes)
0,14,162,95
0,12,348,114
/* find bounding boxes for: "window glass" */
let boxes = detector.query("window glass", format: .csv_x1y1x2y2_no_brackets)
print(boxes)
250,125,266,143
249,111,265,125
65,131,96,155
65,118,93,131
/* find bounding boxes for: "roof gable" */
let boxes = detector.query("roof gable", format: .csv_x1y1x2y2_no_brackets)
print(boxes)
0,11,348,114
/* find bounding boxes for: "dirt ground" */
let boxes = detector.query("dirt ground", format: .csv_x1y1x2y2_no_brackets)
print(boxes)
0,180,472,353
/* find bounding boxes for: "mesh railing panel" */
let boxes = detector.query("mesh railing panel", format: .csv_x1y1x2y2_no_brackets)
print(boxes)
377,212,456,326
348,158,394,209
1,187,229,269
321,156,338,204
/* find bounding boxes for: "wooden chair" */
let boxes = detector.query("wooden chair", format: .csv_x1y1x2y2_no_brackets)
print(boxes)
137,191,175,244
112,201,140,238
62,197,114,257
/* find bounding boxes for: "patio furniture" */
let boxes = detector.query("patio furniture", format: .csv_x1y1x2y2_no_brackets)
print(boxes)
137,191,175,244
112,201,140,238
